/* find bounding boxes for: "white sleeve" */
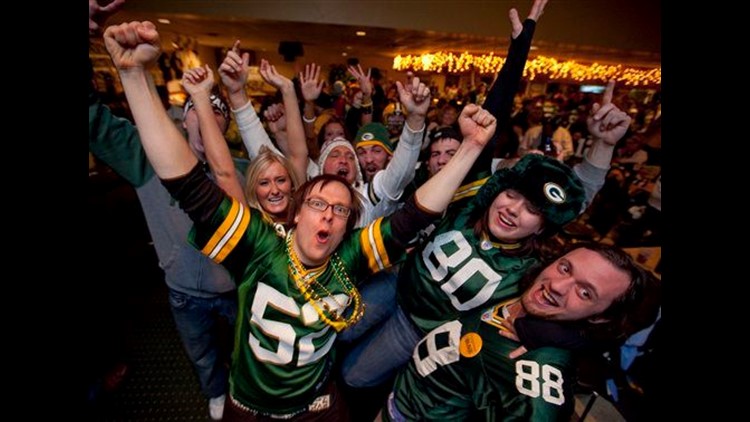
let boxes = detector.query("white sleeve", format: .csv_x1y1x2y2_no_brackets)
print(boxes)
370,125,423,203
232,100,281,159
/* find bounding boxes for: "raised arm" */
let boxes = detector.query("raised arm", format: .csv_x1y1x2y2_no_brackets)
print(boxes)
482,0,547,123
299,63,325,156
218,41,281,159
218,40,250,111
103,21,196,178
370,76,430,202
89,0,126,35
258,59,308,183
477,0,548,174
263,102,292,162
584,80,631,168
348,64,374,126
182,65,246,202
572,80,632,208
416,104,497,212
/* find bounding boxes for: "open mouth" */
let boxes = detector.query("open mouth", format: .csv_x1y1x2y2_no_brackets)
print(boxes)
337,168,350,178
540,286,559,307
316,229,330,244
498,212,517,229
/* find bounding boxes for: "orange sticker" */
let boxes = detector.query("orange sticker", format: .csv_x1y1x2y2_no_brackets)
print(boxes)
459,332,483,358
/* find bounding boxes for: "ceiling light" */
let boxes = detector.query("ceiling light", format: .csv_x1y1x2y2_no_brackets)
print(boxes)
157,18,171,24
356,31,366,37
342,52,348,57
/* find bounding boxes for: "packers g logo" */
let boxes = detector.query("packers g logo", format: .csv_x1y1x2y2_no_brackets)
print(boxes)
543,182,566,204
361,132,375,141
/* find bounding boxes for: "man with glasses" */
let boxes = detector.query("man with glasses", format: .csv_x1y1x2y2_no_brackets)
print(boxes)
102,18,498,418
304,197,352,218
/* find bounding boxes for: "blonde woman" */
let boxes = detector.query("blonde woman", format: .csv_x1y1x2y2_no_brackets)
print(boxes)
244,146,300,235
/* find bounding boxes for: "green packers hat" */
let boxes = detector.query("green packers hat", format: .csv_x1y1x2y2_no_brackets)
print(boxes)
354,122,393,155
475,154,585,229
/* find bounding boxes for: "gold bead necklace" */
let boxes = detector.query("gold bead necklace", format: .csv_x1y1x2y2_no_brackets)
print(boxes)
285,229,365,332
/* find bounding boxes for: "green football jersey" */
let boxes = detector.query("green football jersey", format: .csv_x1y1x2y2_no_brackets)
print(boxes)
190,197,407,414
387,301,575,421
397,171,538,333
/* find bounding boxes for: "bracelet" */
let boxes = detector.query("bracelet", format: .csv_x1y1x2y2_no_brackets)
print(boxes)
302,115,316,123
405,122,426,134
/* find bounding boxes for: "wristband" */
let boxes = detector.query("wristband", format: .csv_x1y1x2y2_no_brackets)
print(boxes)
405,122,426,134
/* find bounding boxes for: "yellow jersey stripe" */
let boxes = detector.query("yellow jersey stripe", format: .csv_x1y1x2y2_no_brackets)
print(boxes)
361,217,390,273
213,203,250,263
452,177,489,202
202,199,241,257
201,199,250,263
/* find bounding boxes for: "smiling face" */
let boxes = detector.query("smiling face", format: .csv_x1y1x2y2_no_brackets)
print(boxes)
255,161,293,220
356,144,391,181
521,248,631,322
292,179,352,266
322,145,358,185
486,189,544,242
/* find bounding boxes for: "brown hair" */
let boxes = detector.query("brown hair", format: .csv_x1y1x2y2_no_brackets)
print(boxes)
317,117,350,151
518,242,661,345
287,174,364,233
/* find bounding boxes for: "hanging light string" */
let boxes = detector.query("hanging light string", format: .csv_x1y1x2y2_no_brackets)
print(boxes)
393,53,660,86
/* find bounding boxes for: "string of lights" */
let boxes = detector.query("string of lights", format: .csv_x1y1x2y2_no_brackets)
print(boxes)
393,53,660,86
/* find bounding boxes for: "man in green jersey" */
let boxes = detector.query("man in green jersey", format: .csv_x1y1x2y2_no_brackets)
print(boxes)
381,242,658,421
103,19,499,420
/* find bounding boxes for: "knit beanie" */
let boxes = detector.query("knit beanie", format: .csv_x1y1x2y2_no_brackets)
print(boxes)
317,136,364,185
354,122,394,155
183,93,230,122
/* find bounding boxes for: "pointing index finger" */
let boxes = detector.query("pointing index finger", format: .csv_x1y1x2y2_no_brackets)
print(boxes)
601,79,615,105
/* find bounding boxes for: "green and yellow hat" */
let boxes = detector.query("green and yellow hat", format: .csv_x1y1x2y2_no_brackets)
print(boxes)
354,123,394,155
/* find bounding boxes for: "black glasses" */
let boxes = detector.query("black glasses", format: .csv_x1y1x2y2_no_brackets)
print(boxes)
305,198,351,218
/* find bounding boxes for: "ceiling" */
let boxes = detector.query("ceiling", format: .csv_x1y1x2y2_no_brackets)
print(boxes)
103,0,661,75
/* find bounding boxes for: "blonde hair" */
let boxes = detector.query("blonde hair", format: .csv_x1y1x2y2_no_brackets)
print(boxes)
244,146,301,222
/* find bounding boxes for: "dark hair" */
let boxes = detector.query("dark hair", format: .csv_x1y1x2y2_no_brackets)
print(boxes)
287,174,363,233
472,210,541,257
518,242,661,345
427,125,463,151
581,243,660,343
317,117,351,150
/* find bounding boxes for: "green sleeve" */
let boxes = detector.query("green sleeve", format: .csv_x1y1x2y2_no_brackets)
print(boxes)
88,88,155,187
